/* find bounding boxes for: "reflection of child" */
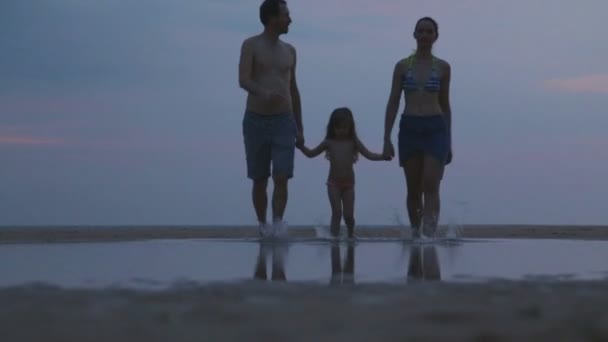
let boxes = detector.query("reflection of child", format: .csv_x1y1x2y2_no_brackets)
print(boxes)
297,107,391,238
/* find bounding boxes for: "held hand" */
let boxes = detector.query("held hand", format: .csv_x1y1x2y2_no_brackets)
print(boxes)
383,139,395,159
382,152,393,161
295,131,304,148
445,149,453,165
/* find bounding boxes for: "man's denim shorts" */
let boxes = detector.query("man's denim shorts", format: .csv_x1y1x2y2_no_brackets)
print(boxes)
242,111,297,181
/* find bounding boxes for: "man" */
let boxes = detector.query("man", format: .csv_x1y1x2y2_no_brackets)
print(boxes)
239,0,304,238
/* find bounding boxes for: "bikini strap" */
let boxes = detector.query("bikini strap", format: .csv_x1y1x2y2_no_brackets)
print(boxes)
406,51,437,69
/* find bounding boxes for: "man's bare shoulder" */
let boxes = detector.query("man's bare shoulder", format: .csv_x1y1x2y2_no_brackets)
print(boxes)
242,34,263,47
283,40,296,51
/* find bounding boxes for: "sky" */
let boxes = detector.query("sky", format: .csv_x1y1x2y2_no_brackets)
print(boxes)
1,0,607,226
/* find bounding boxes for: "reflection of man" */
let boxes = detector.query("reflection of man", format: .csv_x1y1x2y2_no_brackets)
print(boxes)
407,245,441,281
330,243,355,285
254,242,287,281
239,0,304,238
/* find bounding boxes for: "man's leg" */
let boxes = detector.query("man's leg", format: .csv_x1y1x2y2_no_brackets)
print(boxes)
253,179,268,224
270,115,296,235
272,174,288,222
243,111,271,234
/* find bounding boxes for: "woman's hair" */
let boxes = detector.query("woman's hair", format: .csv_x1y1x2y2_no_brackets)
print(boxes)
414,16,439,37
324,107,359,161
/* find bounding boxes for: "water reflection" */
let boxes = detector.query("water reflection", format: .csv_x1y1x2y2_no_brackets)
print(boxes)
407,245,441,281
253,242,287,281
252,241,443,284
330,242,355,285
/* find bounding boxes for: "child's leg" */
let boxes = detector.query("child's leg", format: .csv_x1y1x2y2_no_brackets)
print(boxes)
342,187,355,238
327,183,343,237
330,243,342,284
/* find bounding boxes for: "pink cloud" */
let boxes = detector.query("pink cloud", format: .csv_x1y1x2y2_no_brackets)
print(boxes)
0,93,107,116
0,135,64,146
543,74,608,94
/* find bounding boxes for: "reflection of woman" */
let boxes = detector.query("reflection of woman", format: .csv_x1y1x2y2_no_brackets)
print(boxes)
253,242,287,281
382,17,452,238
407,245,441,281
330,243,354,285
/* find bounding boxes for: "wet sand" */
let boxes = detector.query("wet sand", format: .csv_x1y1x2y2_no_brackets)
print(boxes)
1,224,607,243
2,226,608,341
1,280,608,341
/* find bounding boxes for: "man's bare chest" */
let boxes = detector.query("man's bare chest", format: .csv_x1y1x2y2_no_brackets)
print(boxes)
253,46,293,73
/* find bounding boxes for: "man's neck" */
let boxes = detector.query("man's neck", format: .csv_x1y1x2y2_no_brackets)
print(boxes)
261,28,280,44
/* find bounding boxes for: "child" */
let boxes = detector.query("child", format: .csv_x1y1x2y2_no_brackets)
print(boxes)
296,107,391,238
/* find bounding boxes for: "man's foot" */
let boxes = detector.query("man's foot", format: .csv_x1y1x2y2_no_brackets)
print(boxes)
422,224,436,238
259,222,273,238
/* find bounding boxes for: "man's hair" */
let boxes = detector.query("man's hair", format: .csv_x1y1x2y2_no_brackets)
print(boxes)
259,0,286,26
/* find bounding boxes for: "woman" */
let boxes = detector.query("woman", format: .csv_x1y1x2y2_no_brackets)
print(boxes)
383,17,452,238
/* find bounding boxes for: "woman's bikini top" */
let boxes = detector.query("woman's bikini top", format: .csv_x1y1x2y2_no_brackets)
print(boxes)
401,54,441,93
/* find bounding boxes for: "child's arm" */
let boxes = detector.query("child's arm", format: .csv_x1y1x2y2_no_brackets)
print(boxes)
356,139,392,161
297,140,328,158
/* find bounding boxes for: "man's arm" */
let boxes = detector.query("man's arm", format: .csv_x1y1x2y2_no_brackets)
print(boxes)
298,140,327,158
238,39,268,97
289,45,303,135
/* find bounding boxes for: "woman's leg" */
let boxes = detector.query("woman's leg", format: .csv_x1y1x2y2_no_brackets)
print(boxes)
403,154,424,236
421,155,444,237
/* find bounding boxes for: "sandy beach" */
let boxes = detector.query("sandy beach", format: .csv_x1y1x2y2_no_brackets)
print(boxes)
1,280,607,341
2,226,608,341
1,224,608,243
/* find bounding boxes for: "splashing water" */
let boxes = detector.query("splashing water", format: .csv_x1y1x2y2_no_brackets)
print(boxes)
391,208,412,239
313,216,333,240
444,200,468,240
445,220,463,239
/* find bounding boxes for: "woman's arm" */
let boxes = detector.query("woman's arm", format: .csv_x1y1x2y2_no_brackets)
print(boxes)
439,60,452,163
383,60,404,156
357,139,391,161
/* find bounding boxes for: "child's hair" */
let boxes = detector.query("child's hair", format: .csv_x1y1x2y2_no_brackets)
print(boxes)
324,107,359,161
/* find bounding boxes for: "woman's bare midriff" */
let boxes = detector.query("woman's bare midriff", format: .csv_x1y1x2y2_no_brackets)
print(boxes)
403,93,443,116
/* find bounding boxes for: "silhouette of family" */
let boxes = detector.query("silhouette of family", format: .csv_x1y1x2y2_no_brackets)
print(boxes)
239,0,452,240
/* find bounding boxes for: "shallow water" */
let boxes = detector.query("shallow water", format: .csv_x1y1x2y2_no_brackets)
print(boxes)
1,238,608,289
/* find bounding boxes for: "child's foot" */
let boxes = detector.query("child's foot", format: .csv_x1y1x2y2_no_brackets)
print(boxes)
411,226,421,239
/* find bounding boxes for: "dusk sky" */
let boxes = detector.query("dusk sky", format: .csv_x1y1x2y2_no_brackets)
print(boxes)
2,0,607,226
